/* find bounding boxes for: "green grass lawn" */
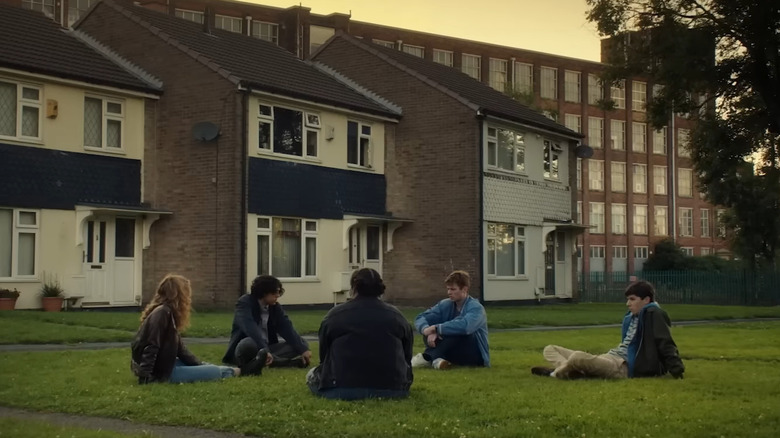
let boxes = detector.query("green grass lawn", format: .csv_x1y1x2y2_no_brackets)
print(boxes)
1,303,779,344
0,418,148,437
0,322,779,437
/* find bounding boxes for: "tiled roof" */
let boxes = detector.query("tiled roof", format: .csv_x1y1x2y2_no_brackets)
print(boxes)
0,4,159,93
85,1,399,118
322,34,582,139
248,158,387,219
0,143,141,210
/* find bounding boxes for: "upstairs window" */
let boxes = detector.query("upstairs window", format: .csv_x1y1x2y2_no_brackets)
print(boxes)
402,44,424,58
22,0,54,18
513,62,533,94
175,9,204,24
252,21,278,44
215,15,243,33
632,81,647,111
347,121,372,168
486,126,525,173
588,74,603,105
84,96,123,150
0,80,41,141
257,103,319,159
433,49,454,67
588,117,603,148
653,127,667,155
462,54,481,80
611,80,625,109
564,70,581,103
489,59,508,91
540,66,557,100
610,120,625,150
543,140,561,180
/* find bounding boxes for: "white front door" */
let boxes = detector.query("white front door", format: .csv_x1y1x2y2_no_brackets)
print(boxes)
83,217,137,305
84,218,110,304
112,217,136,305
348,224,383,276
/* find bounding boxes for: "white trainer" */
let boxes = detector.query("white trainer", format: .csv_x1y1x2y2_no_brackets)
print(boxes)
411,353,431,368
432,358,452,370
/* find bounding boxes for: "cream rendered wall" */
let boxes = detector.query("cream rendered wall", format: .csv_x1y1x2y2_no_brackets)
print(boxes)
483,224,543,301
245,216,349,305
247,95,386,173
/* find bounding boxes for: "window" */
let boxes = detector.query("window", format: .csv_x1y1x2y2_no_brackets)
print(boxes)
68,0,95,26
564,70,581,103
701,247,711,256
632,81,646,111
486,126,525,173
632,122,646,152
402,44,424,58
543,140,561,180
634,204,648,235
462,54,481,80
654,206,668,235
175,9,204,24
612,204,627,234
257,217,317,278
653,166,667,195
542,111,558,122
22,0,54,18
372,39,395,48
635,246,649,259
716,209,726,238
589,202,605,234
564,114,581,133
257,103,320,159
347,121,371,167
679,208,693,236
514,62,533,94
588,117,604,148
701,209,710,238
588,74,603,105
589,160,604,191
433,49,453,67
0,209,38,278
632,164,647,193
681,247,694,257
0,80,41,141
590,245,605,258
486,223,525,277
613,246,628,259
215,15,242,33
611,80,625,109
540,67,557,100
577,201,582,224
611,161,626,192
576,159,582,188
252,21,278,44
653,127,667,154
489,59,508,91
678,168,693,197
84,96,123,150
610,120,625,150
678,128,691,157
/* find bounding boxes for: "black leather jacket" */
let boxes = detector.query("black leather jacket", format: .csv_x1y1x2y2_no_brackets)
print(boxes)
130,305,200,384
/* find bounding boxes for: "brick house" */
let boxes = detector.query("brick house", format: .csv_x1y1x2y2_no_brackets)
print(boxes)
74,0,403,307
0,4,164,309
312,34,585,304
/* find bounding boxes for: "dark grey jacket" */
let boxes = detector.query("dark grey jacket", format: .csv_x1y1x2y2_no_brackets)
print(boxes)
130,305,200,383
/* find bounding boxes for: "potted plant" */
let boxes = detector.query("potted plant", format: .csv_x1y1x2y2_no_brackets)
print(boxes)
0,288,20,311
40,273,65,312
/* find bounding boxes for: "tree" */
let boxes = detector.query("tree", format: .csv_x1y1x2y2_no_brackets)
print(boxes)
585,0,780,267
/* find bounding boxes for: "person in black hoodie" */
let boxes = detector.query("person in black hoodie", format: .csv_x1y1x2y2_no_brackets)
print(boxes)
306,268,414,400
131,274,265,384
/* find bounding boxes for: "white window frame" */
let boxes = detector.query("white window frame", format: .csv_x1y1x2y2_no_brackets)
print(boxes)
632,81,647,112
577,201,583,224
402,44,425,58
590,202,605,234
513,62,533,94
612,204,627,235
681,247,694,257
83,95,124,152
610,120,625,150
0,209,39,279
632,163,647,194
67,0,95,26
654,206,668,236
632,122,647,152
256,216,318,279
701,247,711,256
215,14,243,33
432,49,454,67
489,58,508,91
462,54,481,80
486,125,525,174
653,166,667,195
23,0,55,17
701,209,710,238
486,223,526,277
716,209,726,238
540,66,558,100
564,114,581,133
347,120,372,168
613,246,628,259
543,139,561,180
252,21,279,44
635,246,649,259
174,8,204,24
589,160,604,191
590,245,605,258
0,79,42,142
588,74,603,105
634,204,648,235
256,103,319,159
611,161,626,193
678,128,691,157
611,80,626,109
653,127,667,155
588,117,604,148
372,39,395,49
576,158,582,189
679,207,694,237
564,70,581,103
678,168,693,197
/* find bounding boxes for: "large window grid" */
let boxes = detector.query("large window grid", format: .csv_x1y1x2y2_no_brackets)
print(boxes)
611,120,625,150
84,96,123,150
23,0,54,17
564,70,581,103
653,127,667,154
486,126,525,173
489,59,508,91
540,67,557,100
257,103,320,159
433,49,454,67
257,217,317,278
0,209,38,278
215,15,242,33
635,246,649,259
0,80,41,141
611,161,626,193
633,164,647,193
590,202,605,234
701,209,710,238
588,117,603,148
175,9,204,24
653,166,667,195
654,206,668,235
252,21,279,44
612,204,627,235
588,74,603,105
679,208,694,237
372,39,395,48
634,204,648,235
632,81,647,111
589,160,604,191
564,114,581,133
514,62,533,94
632,122,646,152
462,54,481,80
678,128,691,157
486,223,525,277
611,81,626,109
613,246,628,259
402,44,424,58
678,168,693,197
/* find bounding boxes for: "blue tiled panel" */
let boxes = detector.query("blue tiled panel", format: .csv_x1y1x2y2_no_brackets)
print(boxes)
0,142,141,210
248,158,386,219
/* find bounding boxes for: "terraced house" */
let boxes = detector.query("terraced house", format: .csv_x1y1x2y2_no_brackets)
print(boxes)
0,4,164,309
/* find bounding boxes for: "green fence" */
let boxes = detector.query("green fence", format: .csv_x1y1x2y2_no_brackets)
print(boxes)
579,270,780,306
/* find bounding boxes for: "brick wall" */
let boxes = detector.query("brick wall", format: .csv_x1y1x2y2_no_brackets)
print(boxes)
78,3,245,308
314,38,482,305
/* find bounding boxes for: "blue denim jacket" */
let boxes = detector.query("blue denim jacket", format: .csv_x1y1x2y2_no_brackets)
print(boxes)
414,296,490,367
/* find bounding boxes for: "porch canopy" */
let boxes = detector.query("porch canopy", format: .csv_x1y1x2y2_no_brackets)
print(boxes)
75,203,173,249
342,212,413,252
541,219,591,252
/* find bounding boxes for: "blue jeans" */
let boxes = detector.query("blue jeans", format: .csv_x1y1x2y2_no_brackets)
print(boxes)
168,359,236,383
423,334,483,367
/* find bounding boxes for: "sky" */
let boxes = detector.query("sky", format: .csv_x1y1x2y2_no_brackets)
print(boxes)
249,0,604,61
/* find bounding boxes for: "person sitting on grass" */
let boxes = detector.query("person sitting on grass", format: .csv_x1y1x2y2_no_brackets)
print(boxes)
531,280,685,380
412,270,490,370
222,275,312,371
131,274,265,384
307,268,414,400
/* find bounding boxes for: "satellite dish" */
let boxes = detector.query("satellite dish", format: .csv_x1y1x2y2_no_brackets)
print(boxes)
575,144,594,159
191,122,220,142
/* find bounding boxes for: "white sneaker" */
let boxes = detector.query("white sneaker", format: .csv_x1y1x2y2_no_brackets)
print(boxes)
411,353,431,368
432,358,452,370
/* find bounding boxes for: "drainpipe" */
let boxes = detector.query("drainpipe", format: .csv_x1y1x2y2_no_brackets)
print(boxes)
670,108,676,242
239,85,250,298
477,110,485,303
